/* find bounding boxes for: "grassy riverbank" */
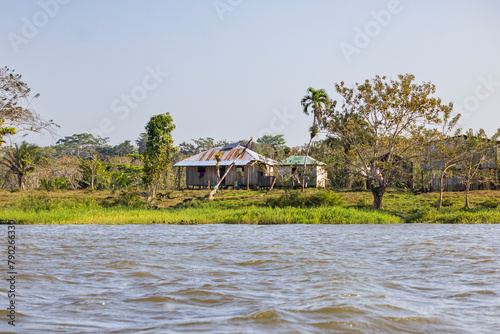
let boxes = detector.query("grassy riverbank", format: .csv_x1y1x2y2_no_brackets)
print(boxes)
1,188,500,224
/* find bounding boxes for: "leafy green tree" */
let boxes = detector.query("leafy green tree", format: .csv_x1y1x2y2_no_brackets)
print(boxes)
256,135,286,148
136,132,148,154
113,140,136,156
98,140,136,157
1,141,46,190
141,113,177,202
78,154,110,190
456,128,500,209
323,110,369,190
300,87,330,191
55,133,108,158
178,141,197,156
324,74,452,209
254,135,288,159
422,113,464,210
0,118,16,146
1,66,57,139
112,164,144,190
178,137,229,156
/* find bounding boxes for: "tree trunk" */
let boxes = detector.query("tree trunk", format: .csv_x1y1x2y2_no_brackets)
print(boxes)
371,183,386,210
464,181,471,209
209,138,253,200
437,172,445,211
91,166,96,190
302,136,314,192
344,167,353,190
343,146,353,190
18,173,27,190
148,179,159,203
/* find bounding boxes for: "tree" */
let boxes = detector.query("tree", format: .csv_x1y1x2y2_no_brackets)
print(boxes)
136,132,148,154
324,74,453,209
97,140,136,157
55,133,108,159
78,154,110,190
1,141,46,190
254,135,288,159
300,87,330,192
323,110,368,190
208,138,253,200
177,137,229,156
178,141,197,156
456,128,500,209
1,66,57,141
423,113,464,210
256,134,286,148
141,113,177,202
0,119,16,146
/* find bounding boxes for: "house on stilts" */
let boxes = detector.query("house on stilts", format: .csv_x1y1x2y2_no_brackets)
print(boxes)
174,143,276,189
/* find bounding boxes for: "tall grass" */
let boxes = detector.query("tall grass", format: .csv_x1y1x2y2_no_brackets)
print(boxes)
2,189,500,224
1,205,401,225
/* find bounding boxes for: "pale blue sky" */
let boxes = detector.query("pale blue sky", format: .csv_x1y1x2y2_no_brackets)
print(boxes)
1,0,499,147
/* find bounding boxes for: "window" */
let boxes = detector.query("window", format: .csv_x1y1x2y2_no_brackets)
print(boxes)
197,167,206,173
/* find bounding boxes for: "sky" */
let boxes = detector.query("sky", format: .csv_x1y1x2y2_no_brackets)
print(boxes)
1,0,500,148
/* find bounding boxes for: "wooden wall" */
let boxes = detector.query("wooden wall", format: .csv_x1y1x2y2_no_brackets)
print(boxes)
277,165,327,188
184,164,273,188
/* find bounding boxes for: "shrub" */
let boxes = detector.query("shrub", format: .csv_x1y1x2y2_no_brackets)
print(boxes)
40,177,70,191
266,191,343,208
481,198,499,208
439,197,455,207
17,195,60,212
356,198,370,208
101,191,147,208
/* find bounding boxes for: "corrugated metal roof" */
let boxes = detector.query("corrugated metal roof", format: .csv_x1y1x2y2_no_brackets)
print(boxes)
278,155,326,166
174,145,276,167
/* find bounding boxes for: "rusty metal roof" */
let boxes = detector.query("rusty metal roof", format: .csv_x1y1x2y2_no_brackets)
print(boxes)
174,144,276,167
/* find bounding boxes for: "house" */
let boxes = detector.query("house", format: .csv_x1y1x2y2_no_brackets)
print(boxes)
174,143,276,189
277,156,328,188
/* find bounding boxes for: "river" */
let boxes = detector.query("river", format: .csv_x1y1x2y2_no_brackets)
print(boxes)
1,224,499,333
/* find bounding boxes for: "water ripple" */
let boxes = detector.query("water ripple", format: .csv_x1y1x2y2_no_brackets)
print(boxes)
3,224,500,333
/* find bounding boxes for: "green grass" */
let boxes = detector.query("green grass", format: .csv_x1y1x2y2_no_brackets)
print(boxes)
1,188,500,224
0,205,401,225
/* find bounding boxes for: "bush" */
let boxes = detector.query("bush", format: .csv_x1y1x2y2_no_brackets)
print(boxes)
439,197,455,207
481,198,499,208
100,191,147,208
356,198,371,208
17,195,60,212
266,191,343,208
40,177,70,191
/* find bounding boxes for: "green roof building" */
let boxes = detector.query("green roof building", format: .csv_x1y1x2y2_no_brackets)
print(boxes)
278,155,328,188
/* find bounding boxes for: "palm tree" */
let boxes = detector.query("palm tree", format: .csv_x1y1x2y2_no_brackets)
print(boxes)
300,87,330,191
1,141,44,190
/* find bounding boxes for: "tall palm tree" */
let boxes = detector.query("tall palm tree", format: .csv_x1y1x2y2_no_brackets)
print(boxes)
300,87,330,191
1,141,43,190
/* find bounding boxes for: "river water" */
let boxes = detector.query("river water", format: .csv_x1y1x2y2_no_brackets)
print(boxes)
1,224,499,333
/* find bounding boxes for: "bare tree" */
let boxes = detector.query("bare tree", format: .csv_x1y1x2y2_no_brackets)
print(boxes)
1,66,57,142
